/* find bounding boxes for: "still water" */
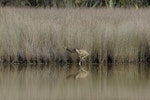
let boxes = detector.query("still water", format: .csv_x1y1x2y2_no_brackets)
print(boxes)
0,63,150,100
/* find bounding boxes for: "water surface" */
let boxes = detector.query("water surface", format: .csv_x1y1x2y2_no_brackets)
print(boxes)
0,63,150,100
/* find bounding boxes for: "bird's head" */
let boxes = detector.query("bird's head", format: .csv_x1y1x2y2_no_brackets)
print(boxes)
63,46,67,49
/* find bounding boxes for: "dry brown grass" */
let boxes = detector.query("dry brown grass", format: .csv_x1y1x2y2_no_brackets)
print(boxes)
0,7,150,63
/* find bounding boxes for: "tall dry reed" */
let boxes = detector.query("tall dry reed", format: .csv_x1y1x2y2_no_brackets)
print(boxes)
0,7,150,63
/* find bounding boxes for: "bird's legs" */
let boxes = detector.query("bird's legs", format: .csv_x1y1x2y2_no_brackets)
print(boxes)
79,61,82,66
79,56,86,66
79,55,88,66
79,56,82,66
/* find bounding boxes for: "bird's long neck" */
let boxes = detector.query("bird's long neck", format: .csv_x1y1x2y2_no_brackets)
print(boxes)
63,47,73,53
66,48,73,53
75,49,80,54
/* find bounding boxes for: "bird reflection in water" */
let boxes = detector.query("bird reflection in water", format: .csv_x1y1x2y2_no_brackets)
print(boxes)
66,67,88,79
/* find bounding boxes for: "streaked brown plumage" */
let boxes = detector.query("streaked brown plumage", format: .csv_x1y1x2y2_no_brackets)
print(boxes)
63,47,89,65
73,48,89,61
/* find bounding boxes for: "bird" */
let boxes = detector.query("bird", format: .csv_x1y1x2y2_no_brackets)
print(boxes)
72,48,89,65
66,67,88,79
63,47,89,65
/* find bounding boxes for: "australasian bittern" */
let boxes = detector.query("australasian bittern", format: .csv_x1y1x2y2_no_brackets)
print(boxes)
63,47,89,65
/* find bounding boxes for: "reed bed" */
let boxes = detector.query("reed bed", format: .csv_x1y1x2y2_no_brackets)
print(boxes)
0,7,150,63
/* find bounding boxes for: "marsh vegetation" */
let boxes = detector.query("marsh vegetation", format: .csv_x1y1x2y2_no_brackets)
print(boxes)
0,0,150,8
0,2,150,100
0,8,150,64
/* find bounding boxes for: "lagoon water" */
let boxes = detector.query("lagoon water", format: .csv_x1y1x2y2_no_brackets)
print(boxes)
0,63,150,100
